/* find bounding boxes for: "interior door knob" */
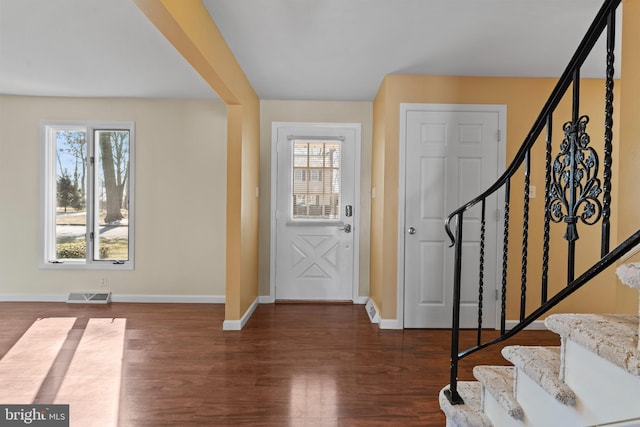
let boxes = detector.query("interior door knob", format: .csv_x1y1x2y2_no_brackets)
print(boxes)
408,226,416,235
339,224,352,233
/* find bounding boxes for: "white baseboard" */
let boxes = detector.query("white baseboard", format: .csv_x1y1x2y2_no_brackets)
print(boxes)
257,296,367,304
111,294,225,303
0,293,225,304
379,318,403,329
504,320,547,330
0,293,68,302
372,318,543,330
223,297,259,331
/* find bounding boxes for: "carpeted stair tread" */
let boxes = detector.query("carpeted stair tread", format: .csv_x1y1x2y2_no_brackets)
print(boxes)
617,263,640,289
501,345,576,406
473,365,523,420
439,382,493,427
545,313,640,376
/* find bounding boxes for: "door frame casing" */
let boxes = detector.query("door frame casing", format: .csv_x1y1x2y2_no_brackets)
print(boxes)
270,122,362,302
397,104,507,329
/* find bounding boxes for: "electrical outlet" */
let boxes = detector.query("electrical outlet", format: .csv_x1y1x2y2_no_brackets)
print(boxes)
529,185,536,198
100,277,107,288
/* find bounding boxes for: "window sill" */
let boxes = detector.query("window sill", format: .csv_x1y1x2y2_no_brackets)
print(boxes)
39,261,134,271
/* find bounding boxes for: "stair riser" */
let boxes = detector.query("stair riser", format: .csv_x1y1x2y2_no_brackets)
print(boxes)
515,369,584,426
481,387,524,427
564,339,640,423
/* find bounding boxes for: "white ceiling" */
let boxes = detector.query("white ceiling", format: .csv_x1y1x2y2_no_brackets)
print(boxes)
0,0,620,102
0,0,217,99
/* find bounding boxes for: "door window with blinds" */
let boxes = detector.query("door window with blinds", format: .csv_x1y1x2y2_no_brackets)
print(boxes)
290,139,342,221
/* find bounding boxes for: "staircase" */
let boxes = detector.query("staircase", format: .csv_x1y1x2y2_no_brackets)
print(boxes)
437,0,640,424
439,263,640,426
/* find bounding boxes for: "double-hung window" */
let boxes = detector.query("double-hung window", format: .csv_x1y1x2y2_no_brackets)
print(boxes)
41,122,135,269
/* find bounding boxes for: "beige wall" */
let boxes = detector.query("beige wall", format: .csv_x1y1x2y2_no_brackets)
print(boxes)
259,100,373,298
0,95,227,298
134,0,261,324
371,75,628,322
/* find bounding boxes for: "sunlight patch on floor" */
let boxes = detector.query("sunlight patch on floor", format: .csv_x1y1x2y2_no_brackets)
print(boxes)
54,318,126,427
0,317,126,427
0,317,76,404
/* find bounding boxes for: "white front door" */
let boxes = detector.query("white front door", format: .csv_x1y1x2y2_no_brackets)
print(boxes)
402,105,504,328
273,123,359,301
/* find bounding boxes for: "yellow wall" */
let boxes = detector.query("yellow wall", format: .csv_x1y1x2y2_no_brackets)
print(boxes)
134,0,261,322
371,81,387,314
371,75,625,322
237,102,261,316
616,0,640,312
258,100,373,298
0,95,227,298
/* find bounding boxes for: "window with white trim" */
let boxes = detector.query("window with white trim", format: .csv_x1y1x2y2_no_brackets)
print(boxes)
41,122,134,269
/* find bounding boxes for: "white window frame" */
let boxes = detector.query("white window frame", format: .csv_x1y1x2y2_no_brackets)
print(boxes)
40,121,135,270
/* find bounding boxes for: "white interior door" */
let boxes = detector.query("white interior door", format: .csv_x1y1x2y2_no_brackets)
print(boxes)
273,124,359,301
403,105,504,328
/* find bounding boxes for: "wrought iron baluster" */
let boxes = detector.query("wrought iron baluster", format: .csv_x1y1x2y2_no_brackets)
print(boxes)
477,199,486,346
521,150,531,321
602,7,615,257
501,179,510,334
445,212,465,405
542,115,552,304
567,69,581,283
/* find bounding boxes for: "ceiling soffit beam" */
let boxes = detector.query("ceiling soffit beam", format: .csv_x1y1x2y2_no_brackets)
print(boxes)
132,0,257,105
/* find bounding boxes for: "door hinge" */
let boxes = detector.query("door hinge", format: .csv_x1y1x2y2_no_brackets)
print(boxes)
90,156,95,165
495,289,499,300
89,232,94,240
495,209,500,221
497,129,501,142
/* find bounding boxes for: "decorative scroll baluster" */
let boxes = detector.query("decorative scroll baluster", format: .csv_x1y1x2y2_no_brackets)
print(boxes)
601,7,615,257
542,115,552,304
546,69,604,285
548,112,603,285
521,151,531,320
477,200,486,346
501,179,510,334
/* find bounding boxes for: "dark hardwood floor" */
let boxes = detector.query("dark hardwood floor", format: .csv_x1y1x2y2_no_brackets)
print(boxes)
0,302,560,426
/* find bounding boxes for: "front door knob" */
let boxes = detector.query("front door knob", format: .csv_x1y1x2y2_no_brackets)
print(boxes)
408,227,416,235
